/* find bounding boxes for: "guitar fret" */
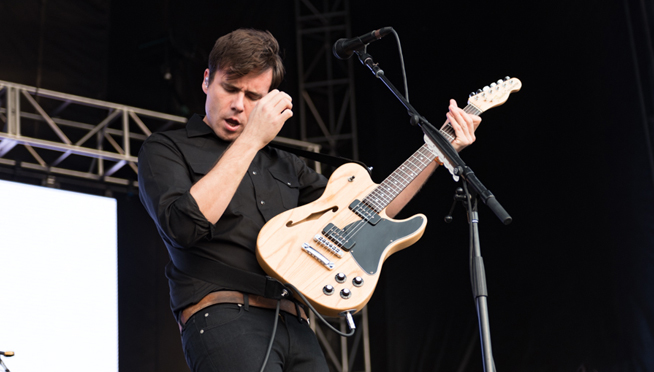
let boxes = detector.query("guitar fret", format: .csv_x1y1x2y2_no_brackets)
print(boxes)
466,105,482,116
439,104,478,142
363,145,438,212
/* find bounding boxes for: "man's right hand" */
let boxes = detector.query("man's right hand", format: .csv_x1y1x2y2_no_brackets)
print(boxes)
240,89,293,150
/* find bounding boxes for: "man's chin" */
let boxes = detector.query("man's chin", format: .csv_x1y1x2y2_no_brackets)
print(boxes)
217,128,240,142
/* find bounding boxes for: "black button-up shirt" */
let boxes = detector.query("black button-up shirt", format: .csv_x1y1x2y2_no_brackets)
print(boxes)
138,114,327,320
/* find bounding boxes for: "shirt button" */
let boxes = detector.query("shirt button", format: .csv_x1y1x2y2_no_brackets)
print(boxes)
252,171,257,175
260,200,265,205
287,182,291,186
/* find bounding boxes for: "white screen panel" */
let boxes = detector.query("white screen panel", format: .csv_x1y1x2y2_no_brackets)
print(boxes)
0,179,118,372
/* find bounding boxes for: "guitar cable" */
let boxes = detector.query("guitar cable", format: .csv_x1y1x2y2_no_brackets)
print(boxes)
259,300,281,372
258,286,356,372
284,282,357,338
389,28,410,103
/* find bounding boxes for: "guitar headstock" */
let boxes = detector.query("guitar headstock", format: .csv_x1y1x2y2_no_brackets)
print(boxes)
468,77,522,113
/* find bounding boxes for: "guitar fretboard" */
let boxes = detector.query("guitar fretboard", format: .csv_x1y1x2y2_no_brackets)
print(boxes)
361,104,482,213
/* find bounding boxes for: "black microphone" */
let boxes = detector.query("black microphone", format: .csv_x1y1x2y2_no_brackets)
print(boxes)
332,27,393,60
0,351,13,357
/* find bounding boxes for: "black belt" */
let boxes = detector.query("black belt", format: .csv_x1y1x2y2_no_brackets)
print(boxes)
179,290,308,329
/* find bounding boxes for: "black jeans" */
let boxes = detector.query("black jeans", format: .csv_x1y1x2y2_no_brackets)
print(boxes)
181,303,328,372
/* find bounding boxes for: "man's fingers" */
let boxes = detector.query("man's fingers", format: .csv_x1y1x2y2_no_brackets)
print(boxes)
263,90,293,114
281,108,293,121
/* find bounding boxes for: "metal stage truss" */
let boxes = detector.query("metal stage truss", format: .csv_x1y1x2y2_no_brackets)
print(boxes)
295,0,359,161
0,80,321,189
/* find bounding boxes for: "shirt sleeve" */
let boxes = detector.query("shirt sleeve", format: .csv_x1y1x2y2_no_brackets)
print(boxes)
292,154,328,205
138,134,216,249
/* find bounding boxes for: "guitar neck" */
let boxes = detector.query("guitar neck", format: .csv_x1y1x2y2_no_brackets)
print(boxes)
362,104,482,212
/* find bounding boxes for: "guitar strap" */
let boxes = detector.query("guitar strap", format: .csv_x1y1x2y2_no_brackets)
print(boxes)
175,253,289,300
269,142,371,174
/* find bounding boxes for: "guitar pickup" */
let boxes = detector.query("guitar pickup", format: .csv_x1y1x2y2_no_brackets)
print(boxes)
302,243,335,270
322,223,356,251
313,234,344,257
349,200,381,225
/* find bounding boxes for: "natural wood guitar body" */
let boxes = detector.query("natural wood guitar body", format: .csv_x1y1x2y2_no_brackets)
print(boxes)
256,162,427,317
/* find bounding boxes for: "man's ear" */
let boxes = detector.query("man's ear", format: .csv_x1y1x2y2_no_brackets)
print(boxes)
202,69,210,93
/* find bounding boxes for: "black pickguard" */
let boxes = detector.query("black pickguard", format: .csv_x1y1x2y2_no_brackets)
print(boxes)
342,215,425,274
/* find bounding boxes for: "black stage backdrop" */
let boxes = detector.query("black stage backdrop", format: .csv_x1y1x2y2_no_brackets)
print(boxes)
1,1,653,371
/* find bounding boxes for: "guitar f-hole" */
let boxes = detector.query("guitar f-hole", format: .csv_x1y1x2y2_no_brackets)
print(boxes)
285,206,339,227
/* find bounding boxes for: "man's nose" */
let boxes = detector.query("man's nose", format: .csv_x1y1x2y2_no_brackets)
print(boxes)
231,93,245,112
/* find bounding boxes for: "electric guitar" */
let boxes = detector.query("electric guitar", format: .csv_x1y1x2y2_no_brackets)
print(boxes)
256,77,522,317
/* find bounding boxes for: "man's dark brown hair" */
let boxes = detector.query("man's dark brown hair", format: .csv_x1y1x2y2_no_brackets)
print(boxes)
207,29,285,90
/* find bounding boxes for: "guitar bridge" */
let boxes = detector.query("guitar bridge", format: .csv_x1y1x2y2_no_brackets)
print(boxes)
302,243,335,270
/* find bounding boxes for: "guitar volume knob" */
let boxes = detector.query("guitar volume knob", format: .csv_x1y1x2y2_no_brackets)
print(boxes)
323,285,335,295
352,276,364,287
335,273,346,283
340,288,352,299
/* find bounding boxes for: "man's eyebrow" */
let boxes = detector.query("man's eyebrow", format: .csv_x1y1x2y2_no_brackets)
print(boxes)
247,91,264,99
221,81,238,91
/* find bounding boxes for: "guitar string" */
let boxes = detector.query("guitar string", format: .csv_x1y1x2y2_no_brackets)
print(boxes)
359,105,480,214
360,105,479,211
362,105,475,210
318,146,435,254
321,104,482,253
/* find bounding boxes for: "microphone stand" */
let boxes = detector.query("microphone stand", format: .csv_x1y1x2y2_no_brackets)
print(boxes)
446,184,497,372
353,47,510,372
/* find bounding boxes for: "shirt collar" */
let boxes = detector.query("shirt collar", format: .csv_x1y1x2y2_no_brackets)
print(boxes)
186,114,215,138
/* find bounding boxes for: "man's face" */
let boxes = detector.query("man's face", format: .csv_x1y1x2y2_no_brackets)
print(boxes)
202,68,273,142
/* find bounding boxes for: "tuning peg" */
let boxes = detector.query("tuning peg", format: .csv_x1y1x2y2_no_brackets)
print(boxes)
490,82,497,88
504,76,511,81
476,89,483,94
469,92,475,97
